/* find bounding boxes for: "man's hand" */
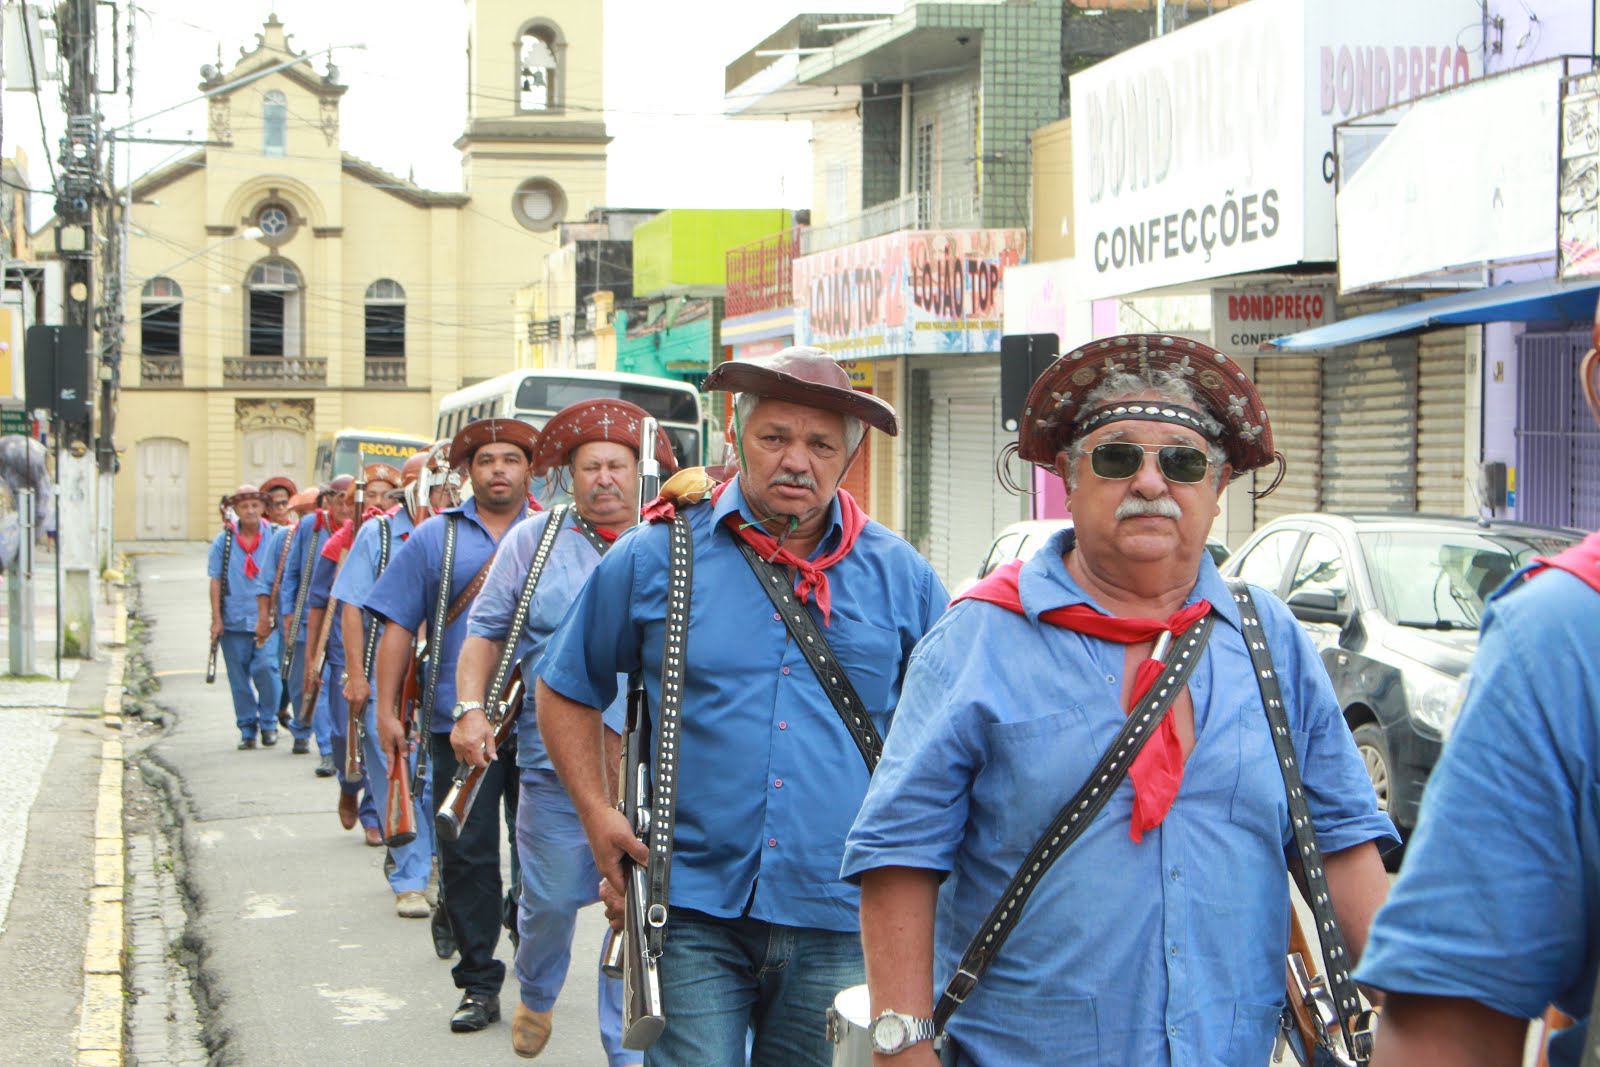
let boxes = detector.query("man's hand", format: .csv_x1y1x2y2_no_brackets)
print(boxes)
280,615,293,638
450,707,498,768
598,877,624,932
374,702,408,766
253,613,271,645
210,616,223,642
342,671,371,711
578,802,648,908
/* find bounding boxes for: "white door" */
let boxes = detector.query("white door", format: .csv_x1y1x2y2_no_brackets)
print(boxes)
240,428,305,489
135,437,189,540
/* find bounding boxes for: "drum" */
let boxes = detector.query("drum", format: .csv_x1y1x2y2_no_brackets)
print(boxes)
826,984,872,1067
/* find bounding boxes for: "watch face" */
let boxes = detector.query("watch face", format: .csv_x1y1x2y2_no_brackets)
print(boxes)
871,1014,909,1053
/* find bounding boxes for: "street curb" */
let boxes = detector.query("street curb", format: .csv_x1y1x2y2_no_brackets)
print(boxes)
76,578,127,1067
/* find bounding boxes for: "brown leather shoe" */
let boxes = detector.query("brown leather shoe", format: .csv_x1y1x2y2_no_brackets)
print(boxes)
511,1003,553,1058
363,825,384,847
338,791,358,830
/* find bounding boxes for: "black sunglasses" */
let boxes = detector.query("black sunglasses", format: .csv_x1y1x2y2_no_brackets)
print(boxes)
1089,442,1211,484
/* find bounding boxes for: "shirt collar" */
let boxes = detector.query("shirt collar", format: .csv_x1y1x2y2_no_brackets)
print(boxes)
1018,526,1243,633
710,476,845,559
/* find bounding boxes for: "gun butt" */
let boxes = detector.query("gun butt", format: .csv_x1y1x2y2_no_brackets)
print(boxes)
206,639,218,684
384,754,417,847
342,721,362,779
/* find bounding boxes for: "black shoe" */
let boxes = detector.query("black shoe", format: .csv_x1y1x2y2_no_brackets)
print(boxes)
291,737,310,755
315,754,336,777
237,736,257,751
449,993,499,1033
261,731,279,748
431,906,457,960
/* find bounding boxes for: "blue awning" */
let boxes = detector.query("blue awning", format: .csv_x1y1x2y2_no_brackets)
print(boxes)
1265,276,1600,352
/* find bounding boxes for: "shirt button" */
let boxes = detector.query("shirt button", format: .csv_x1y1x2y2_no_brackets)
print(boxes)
781,666,790,675
1169,944,1179,957
1106,673,1116,685
778,721,788,730
774,779,783,788
773,612,781,621
767,837,777,847
1170,867,1181,881
1169,1025,1179,1036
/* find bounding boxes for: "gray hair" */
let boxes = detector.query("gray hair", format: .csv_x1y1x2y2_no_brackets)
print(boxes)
1062,368,1228,490
733,392,866,455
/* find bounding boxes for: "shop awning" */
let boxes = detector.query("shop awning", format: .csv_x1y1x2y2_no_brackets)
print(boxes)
1264,277,1600,352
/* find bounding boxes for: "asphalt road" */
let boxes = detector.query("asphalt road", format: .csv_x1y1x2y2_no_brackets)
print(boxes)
132,542,619,1066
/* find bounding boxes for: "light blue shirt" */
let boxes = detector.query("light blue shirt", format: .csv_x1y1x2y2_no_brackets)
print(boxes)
333,508,415,679
207,524,277,632
277,513,332,639
465,509,625,771
1356,560,1600,1067
539,477,948,933
842,528,1397,1067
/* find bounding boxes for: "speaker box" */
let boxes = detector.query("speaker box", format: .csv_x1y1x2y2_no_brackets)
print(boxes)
999,332,1059,432
23,324,89,423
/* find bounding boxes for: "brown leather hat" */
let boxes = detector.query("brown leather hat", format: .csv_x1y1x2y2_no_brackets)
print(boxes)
260,475,297,497
287,487,320,515
360,462,403,489
448,418,539,468
1018,334,1275,475
702,346,898,437
225,484,268,507
528,398,679,477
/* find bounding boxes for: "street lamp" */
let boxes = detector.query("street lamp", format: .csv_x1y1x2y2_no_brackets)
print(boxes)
135,226,264,282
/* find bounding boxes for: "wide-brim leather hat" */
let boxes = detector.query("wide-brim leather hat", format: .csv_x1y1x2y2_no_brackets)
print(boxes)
288,487,320,514
225,484,268,507
359,462,403,488
448,418,539,469
527,398,679,477
702,346,898,437
259,475,297,498
1018,334,1275,475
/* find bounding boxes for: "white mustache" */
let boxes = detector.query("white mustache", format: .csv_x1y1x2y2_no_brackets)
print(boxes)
1116,496,1183,520
770,472,817,490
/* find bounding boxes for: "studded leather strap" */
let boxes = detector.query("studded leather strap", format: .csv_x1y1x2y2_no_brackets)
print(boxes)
933,611,1217,1030
281,518,321,677
1227,579,1369,1065
644,514,693,957
732,538,882,773
359,517,392,680
570,511,614,557
418,515,457,732
483,506,569,718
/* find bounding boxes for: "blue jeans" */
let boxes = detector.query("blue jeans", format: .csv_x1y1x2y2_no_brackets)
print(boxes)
514,769,627,1065
281,638,312,742
362,694,435,892
311,665,334,755
645,909,864,1067
219,630,281,738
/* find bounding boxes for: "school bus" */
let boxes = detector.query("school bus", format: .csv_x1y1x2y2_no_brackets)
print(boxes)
312,427,431,483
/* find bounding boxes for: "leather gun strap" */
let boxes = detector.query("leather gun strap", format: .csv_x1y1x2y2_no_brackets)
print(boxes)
934,612,1217,1031
570,511,613,557
360,518,392,680
484,506,567,718
418,515,457,723
220,528,232,603
269,526,295,614
645,514,692,956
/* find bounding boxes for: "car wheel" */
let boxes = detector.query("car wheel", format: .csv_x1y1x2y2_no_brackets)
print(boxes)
1352,722,1391,815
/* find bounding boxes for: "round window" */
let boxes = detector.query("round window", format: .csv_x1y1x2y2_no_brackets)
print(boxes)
257,204,291,237
511,178,566,232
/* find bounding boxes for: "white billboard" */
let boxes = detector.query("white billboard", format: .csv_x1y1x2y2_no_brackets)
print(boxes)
1071,0,1481,300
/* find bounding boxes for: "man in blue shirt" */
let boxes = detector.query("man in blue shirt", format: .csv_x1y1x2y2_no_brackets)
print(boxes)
208,485,283,750
335,446,457,920
843,336,1396,1067
369,418,537,1034
456,399,674,1064
278,479,353,758
1357,338,1600,1067
538,349,947,1067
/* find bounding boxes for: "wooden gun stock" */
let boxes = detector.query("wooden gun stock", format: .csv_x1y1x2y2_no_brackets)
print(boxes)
1284,908,1374,1067
434,671,522,844
384,749,417,846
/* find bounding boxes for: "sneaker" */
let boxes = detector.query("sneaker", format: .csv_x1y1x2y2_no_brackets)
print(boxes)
315,754,336,777
291,737,310,755
237,736,257,751
261,731,279,748
395,890,431,918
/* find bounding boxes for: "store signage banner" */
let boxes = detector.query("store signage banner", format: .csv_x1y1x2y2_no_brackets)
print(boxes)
1560,70,1600,278
1071,0,1481,299
793,229,1026,358
1210,285,1334,356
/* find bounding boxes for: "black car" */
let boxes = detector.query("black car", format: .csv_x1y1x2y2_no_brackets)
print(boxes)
1220,513,1583,837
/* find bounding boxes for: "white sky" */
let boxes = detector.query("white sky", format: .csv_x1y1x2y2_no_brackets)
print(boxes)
6,0,898,215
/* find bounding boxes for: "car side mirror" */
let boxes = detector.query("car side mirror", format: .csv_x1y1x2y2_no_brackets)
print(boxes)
1287,589,1346,624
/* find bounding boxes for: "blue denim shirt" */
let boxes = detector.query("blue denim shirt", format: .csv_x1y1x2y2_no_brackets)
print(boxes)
276,513,332,641
842,528,1397,1066
207,524,278,633
538,477,948,933
332,508,415,679
464,509,625,771
365,498,529,734
1357,563,1600,1067
307,549,344,670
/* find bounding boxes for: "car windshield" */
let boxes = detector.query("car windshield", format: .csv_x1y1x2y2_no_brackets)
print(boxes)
1357,528,1581,629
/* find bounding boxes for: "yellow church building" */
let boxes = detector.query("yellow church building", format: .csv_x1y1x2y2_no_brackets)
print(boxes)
119,5,606,540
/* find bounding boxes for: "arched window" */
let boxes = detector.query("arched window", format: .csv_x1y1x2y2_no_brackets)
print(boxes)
262,90,287,156
247,259,302,356
364,279,406,358
518,23,561,111
140,277,182,355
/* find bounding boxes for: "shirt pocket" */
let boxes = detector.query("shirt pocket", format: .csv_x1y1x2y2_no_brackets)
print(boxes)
1228,695,1289,845
978,706,1095,850
828,615,910,719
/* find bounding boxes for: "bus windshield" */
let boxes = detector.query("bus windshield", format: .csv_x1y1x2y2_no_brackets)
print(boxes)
323,431,430,480
513,378,701,425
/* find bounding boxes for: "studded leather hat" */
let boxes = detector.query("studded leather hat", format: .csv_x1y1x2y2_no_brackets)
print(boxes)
702,346,898,437
224,484,268,507
1018,333,1275,475
448,417,539,469
359,462,403,489
259,475,297,498
527,398,679,477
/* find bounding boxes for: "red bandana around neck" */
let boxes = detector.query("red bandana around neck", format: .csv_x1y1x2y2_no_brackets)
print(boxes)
712,479,866,626
585,524,620,543
234,524,263,580
954,558,1212,841
1528,529,1600,597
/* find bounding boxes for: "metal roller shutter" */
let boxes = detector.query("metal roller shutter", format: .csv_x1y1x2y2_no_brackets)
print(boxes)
1322,294,1418,511
1253,356,1322,524
1416,328,1469,514
1516,329,1600,528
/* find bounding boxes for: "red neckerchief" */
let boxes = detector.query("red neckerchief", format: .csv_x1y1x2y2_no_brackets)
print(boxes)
954,558,1212,842
584,524,620,543
234,523,263,580
1527,529,1600,597
312,509,328,534
526,491,544,512
716,479,865,626
322,519,354,562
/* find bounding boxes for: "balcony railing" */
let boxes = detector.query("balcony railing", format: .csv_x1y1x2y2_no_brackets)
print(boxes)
223,356,327,386
800,192,921,256
725,227,801,318
364,356,406,386
138,353,183,386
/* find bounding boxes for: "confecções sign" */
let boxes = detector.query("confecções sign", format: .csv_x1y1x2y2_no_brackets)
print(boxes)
1093,189,1282,273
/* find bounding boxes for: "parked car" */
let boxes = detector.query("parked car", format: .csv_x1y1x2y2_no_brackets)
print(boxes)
1220,512,1584,838
953,519,1231,597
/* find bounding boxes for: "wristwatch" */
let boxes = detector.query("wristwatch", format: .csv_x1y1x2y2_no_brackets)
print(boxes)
450,700,484,721
869,1009,937,1055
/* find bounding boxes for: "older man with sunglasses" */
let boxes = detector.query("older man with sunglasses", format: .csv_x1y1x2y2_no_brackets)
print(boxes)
843,335,1396,1066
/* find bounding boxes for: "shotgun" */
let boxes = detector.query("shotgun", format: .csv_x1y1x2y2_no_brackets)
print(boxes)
434,670,522,844
385,621,426,847
205,638,218,684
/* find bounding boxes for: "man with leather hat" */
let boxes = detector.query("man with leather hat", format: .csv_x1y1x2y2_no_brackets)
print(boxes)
538,347,947,1066
369,418,539,1033
260,475,297,526
1357,313,1600,1067
334,443,459,920
295,476,355,774
843,334,1396,1066
275,478,353,757
208,485,284,749
456,399,674,1062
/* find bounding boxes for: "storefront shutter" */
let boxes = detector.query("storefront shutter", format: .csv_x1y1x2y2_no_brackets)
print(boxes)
1322,331,1418,513
1416,328,1469,514
1253,356,1322,525
1516,329,1600,528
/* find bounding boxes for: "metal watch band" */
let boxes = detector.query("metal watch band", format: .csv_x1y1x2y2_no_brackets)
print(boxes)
873,1011,938,1053
933,611,1217,1031
1226,579,1370,1065
732,538,882,773
483,505,568,721
644,514,692,956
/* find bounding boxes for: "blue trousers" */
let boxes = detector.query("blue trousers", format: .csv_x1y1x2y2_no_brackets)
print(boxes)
310,662,334,755
644,909,863,1067
219,630,281,739
361,695,435,893
514,768,627,1065
280,638,313,743
324,663,378,830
